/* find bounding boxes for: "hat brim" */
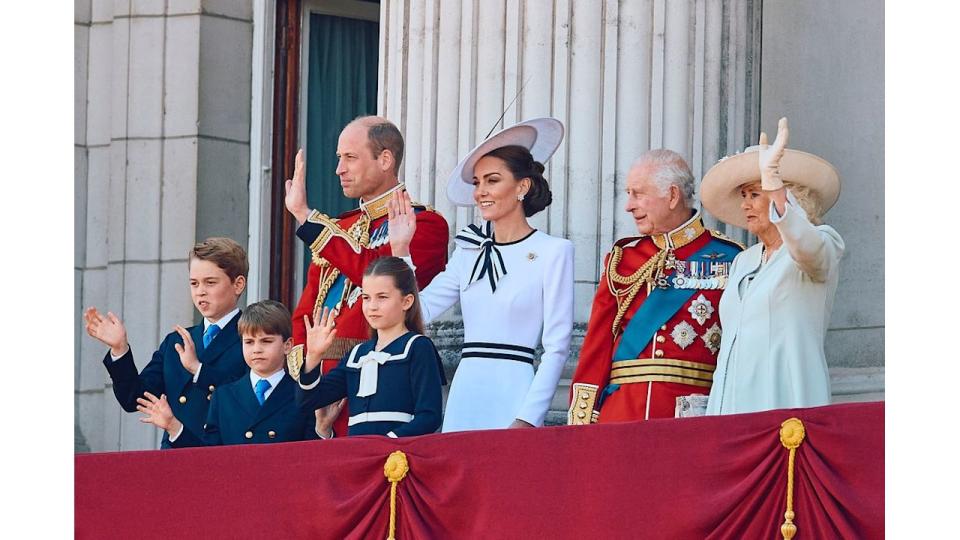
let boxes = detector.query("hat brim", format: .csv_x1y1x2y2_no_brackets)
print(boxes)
700,148,841,229
447,118,564,207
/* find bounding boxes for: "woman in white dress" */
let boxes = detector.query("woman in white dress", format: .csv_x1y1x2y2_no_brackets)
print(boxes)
389,118,574,432
700,117,844,415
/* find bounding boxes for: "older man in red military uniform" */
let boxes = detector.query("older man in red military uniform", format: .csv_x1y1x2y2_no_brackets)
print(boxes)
285,116,449,437
569,149,742,424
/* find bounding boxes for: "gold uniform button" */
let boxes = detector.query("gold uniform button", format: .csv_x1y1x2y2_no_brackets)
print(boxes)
245,431,253,439
208,385,215,391
655,350,664,358
579,402,587,409
580,392,589,400
178,396,187,404
577,411,586,419
656,335,666,343
268,431,277,439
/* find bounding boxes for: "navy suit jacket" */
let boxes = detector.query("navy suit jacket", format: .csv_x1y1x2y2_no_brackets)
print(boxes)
172,373,320,447
102,312,247,449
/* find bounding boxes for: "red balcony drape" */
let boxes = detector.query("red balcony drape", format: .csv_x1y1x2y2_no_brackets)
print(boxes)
75,402,883,539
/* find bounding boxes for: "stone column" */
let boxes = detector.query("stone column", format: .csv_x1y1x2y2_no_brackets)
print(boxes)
75,0,253,452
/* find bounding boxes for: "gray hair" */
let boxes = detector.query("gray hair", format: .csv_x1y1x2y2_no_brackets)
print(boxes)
632,149,696,208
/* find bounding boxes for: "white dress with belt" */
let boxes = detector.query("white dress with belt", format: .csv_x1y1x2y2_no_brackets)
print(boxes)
706,191,845,415
418,222,574,432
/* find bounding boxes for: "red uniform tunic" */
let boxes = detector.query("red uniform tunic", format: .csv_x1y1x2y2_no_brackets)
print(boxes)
568,213,742,424
287,184,449,436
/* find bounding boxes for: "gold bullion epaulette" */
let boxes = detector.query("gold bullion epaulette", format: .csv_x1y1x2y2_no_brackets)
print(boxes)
710,229,746,251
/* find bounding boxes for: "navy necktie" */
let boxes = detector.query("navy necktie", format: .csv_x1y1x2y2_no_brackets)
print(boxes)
203,324,221,349
254,379,271,406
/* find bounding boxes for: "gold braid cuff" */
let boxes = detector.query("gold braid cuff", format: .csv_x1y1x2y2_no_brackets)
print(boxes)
779,418,806,540
384,451,410,540
568,383,599,425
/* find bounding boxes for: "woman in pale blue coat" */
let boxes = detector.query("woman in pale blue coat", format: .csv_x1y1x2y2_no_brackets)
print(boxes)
700,117,844,415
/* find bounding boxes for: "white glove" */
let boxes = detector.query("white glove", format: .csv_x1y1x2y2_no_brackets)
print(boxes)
758,117,789,191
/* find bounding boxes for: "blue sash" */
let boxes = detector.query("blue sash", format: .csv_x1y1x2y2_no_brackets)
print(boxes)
612,237,740,361
323,274,347,310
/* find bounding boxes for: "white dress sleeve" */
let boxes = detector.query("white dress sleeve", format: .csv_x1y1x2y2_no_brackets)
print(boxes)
769,189,845,283
416,246,466,324
515,239,574,426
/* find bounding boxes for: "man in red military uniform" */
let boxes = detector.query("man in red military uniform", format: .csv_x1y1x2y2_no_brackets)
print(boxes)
285,116,449,437
569,149,742,424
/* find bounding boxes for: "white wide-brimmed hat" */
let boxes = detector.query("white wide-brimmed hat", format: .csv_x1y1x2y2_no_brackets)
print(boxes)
447,117,565,207
700,145,841,229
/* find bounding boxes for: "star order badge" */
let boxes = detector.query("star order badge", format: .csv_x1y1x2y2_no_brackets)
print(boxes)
688,294,715,325
701,323,722,354
671,321,696,349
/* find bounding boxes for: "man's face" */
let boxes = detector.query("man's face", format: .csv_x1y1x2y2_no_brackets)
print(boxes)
188,258,245,322
335,123,392,201
623,163,678,235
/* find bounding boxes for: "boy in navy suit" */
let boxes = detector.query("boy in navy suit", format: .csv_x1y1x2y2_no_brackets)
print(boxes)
84,237,251,449
136,300,334,445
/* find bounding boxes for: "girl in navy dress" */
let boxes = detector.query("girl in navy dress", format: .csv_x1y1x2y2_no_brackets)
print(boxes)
294,256,445,438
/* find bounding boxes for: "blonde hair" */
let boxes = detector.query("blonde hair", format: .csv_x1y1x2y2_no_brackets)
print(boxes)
782,181,823,225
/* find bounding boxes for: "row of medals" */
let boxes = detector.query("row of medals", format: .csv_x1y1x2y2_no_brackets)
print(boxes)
655,253,731,290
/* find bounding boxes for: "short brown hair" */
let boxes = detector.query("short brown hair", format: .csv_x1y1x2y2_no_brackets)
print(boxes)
188,237,248,282
351,116,404,176
238,300,292,339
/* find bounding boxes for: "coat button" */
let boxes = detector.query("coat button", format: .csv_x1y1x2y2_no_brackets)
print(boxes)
207,394,212,401
208,385,215,391
580,392,589,400
577,411,586,419
245,431,253,439
579,402,587,409
655,350,664,358
660,325,667,331
178,396,187,404
268,431,276,439
656,335,666,343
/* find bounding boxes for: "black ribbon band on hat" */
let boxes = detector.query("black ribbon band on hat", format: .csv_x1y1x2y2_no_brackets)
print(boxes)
455,222,508,293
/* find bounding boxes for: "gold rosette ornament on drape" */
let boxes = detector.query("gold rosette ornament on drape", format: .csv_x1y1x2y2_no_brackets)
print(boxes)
779,418,806,540
384,451,410,540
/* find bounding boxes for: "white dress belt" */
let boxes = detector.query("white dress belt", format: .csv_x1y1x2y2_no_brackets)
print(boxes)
347,411,414,426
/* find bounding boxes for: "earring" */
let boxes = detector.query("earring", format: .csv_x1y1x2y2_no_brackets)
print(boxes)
517,193,525,202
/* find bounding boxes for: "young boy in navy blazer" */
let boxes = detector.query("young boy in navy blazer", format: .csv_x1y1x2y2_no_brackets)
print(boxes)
137,300,331,446
84,237,250,449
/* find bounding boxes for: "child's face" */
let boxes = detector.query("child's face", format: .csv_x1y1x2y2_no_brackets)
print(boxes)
241,330,292,377
361,275,414,332
188,258,245,321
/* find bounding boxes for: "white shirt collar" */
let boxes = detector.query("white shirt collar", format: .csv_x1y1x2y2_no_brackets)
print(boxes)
204,307,240,331
249,368,286,401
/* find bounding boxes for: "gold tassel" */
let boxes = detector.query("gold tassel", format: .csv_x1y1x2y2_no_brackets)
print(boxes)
779,418,806,540
384,451,409,540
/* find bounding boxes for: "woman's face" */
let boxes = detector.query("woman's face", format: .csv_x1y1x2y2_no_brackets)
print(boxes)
739,182,773,235
472,155,529,223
